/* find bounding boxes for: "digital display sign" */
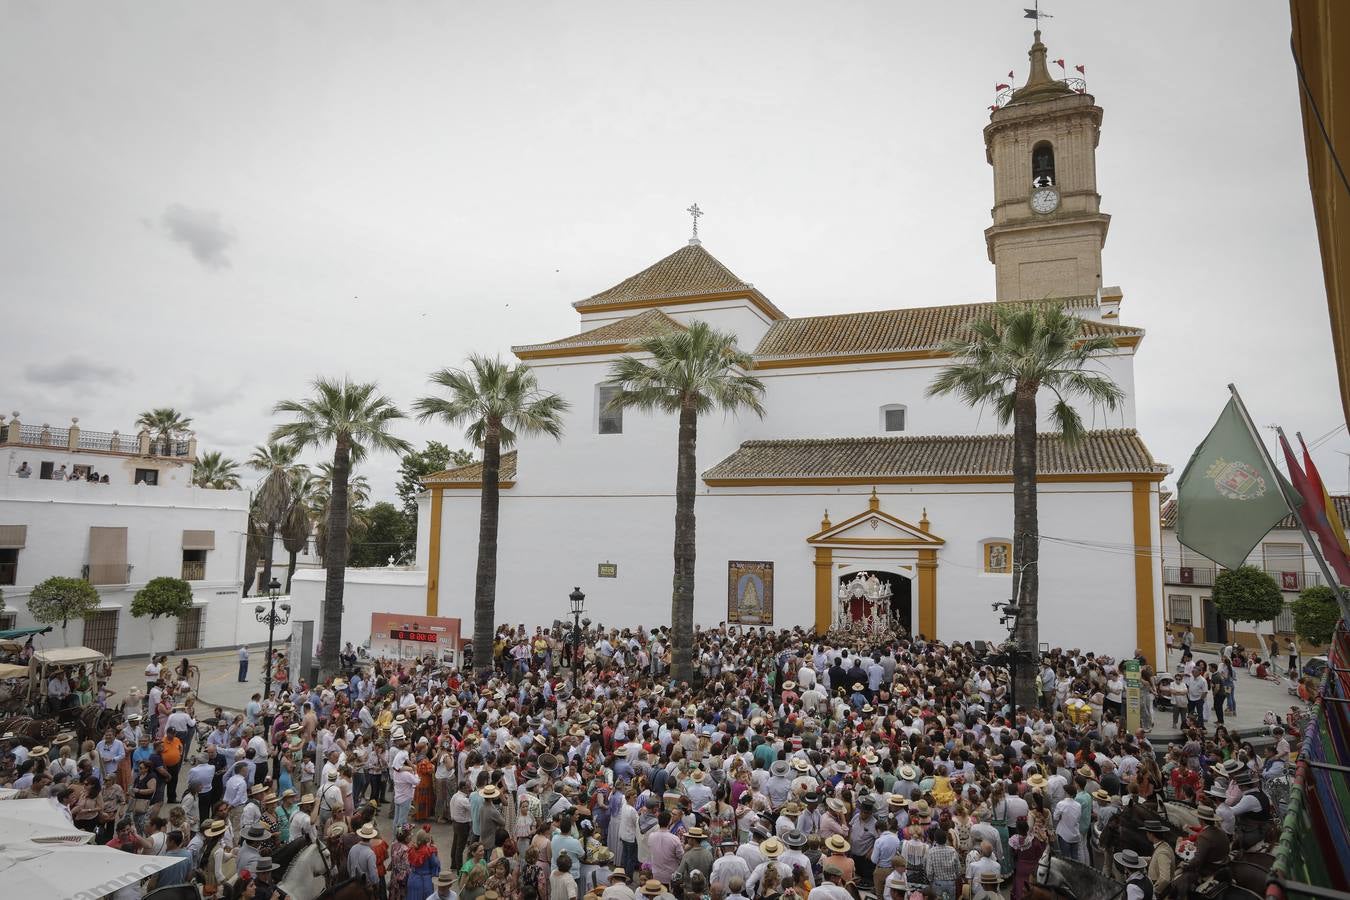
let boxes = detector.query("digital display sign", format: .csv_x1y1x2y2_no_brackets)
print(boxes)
390,628,439,643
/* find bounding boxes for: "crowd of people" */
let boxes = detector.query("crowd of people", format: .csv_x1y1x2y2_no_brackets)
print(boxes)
0,622,1296,900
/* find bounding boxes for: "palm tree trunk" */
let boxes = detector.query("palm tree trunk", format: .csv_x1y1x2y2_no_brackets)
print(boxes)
670,400,698,684
261,522,278,592
1011,386,1040,710
320,438,351,677
286,551,298,594
242,539,259,598
473,425,502,679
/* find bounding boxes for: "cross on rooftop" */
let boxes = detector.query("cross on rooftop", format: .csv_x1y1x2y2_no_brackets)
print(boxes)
686,203,703,245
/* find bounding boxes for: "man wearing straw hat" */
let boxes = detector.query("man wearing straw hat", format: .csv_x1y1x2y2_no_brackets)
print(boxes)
348,822,382,894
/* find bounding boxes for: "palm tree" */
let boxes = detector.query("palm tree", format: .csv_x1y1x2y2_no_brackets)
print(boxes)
279,467,315,593
241,502,268,597
605,321,765,683
272,378,411,676
248,441,301,593
136,407,193,454
926,303,1125,707
413,355,569,676
310,466,372,564
192,451,241,489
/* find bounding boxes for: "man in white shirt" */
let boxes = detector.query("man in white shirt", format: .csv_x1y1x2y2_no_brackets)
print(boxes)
96,728,125,781
711,840,750,891
223,763,250,833
1052,795,1081,858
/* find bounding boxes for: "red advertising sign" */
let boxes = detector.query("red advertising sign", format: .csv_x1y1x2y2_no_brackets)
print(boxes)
369,612,462,660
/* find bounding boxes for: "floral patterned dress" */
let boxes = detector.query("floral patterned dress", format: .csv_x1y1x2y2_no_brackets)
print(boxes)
389,840,410,900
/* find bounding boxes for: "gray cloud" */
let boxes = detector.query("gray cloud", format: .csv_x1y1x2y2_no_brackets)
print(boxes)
159,204,236,270
185,379,245,415
24,357,129,387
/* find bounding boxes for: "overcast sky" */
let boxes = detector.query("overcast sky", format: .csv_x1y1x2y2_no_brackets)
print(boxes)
3,0,1344,501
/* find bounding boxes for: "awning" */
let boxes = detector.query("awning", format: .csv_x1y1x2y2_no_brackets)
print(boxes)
0,626,51,640
32,647,106,667
0,525,26,549
0,664,29,680
182,529,215,550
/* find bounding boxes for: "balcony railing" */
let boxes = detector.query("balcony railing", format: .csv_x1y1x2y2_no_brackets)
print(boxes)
1164,565,1217,587
181,560,206,581
1164,565,1321,591
81,563,134,585
2,422,192,458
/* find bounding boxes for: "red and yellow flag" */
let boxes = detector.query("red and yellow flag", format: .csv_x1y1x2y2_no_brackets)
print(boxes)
1300,434,1350,560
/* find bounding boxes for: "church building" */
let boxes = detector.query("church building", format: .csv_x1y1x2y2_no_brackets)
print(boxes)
413,30,1167,663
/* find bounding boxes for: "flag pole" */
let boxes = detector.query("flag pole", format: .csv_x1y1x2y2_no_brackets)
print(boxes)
1227,384,1350,621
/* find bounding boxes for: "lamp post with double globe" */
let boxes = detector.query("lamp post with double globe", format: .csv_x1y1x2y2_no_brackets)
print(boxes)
254,577,290,699
569,587,589,696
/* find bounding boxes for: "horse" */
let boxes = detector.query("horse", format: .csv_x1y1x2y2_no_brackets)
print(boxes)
1027,842,1128,900
277,835,335,900
271,834,314,879
315,877,374,900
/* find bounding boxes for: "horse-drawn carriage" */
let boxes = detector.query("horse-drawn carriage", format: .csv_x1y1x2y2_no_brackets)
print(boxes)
0,646,121,749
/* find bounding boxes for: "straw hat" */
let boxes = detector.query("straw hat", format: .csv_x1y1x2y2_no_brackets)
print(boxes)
435,874,456,888
689,769,706,782
203,820,227,838
684,827,707,841
300,793,316,806
781,801,804,817
1026,774,1048,789
887,795,909,809
640,881,665,897
897,765,918,781
1076,765,1095,778
770,760,789,777
824,834,851,854
280,789,297,801
782,681,796,691
357,823,378,840
851,683,865,692
910,800,932,820
28,745,48,757
250,784,268,797
759,837,784,859
790,757,809,772
609,869,631,882
1091,789,1111,802
826,797,847,816
1196,805,1219,822
481,785,501,800
52,732,76,747
980,872,1004,886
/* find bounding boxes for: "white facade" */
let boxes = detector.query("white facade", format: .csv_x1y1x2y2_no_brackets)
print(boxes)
0,421,250,658
1158,495,1342,653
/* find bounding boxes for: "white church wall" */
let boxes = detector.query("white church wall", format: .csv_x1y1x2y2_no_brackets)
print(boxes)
289,567,430,653
747,350,1137,442
431,479,1158,664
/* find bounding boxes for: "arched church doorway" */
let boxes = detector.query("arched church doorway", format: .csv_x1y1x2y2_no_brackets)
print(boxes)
837,570,913,635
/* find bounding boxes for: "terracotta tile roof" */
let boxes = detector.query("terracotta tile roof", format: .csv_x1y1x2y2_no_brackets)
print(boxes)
422,451,516,487
1161,494,1350,530
752,297,1141,361
703,429,1164,482
513,309,685,356
573,244,786,318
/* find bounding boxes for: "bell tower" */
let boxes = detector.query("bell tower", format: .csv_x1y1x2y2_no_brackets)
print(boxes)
984,30,1111,301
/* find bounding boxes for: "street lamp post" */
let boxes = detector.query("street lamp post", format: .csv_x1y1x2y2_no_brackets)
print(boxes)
569,587,589,697
254,577,291,699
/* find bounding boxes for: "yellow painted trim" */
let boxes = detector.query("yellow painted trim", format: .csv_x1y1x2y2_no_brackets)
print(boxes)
514,343,630,361
814,547,833,634
426,480,516,490
807,503,945,546
573,289,787,322
426,487,444,617
1132,480,1157,662
705,472,1166,488
753,335,1141,370
917,548,938,638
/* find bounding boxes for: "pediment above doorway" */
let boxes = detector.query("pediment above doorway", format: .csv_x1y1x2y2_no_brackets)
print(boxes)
806,489,945,547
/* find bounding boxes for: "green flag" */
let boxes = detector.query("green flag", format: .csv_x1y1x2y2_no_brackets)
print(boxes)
1176,397,1293,570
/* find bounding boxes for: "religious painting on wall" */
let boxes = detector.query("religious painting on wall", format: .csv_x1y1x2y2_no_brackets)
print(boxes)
728,560,773,625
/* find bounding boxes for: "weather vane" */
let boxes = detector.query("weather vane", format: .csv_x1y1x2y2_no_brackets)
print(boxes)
1024,1,1051,28
686,203,703,245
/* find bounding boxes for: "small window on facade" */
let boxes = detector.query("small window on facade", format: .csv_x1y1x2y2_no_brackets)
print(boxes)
1168,594,1193,626
182,549,207,581
1032,141,1055,186
0,548,17,586
880,404,906,433
134,468,159,485
983,541,1012,574
596,385,623,435
39,461,54,480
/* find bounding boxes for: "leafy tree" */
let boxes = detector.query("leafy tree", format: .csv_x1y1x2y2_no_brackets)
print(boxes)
136,407,193,453
349,501,414,567
1292,584,1340,646
272,378,411,676
249,441,302,592
396,442,475,520
131,577,195,662
1213,565,1285,629
28,576,101,645
927,304,1125,708
605,322,766,683
193,451,242,489
414,355,569,676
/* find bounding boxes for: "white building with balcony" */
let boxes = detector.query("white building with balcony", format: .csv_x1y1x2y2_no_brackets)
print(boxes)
0,413,250,657
1158,493,1347,655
